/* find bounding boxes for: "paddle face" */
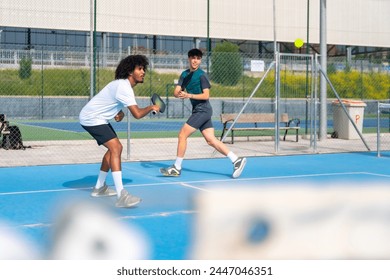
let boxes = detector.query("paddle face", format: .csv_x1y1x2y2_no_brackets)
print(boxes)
151,93,166,113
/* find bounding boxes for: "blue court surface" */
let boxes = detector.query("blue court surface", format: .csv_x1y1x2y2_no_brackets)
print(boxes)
1,152,390,260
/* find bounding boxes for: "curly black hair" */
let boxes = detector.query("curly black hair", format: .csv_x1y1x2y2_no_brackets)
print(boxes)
188,48,203,58
115,55,149,79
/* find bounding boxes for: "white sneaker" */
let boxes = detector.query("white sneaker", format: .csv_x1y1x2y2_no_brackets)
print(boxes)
115,189,141,208
232,157,247,178
159,165,181,177
90,183,117,197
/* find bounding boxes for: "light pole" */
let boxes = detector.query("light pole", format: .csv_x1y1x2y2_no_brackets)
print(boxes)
305,0,310,135
206,0,210,74
0,30,3,64
0,30,3,49
319,0,327,141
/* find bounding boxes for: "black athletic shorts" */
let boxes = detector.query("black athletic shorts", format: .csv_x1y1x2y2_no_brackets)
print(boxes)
186,101,213,131
81,123,117,145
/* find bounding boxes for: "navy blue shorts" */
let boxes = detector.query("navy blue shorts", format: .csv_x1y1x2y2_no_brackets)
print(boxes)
186,102,213,131
81,123,117,145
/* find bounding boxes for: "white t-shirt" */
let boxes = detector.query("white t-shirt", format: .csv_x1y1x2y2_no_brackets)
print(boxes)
79,79,137,126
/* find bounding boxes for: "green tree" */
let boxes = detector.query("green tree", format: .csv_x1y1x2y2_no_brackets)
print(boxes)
19,57,33,80
211,42,242,86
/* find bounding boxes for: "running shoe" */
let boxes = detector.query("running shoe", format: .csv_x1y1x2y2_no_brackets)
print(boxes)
90,183,117,197
115,189,141,208
159,165,181,177
232,157,247,178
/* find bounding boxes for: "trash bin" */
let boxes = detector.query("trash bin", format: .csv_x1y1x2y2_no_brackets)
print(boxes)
332,99,366,140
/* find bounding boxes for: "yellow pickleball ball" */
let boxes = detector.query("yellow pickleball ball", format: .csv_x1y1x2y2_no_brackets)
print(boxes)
294,38,304,48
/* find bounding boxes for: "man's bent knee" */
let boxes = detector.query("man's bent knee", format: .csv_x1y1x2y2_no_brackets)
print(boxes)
105,139,123,154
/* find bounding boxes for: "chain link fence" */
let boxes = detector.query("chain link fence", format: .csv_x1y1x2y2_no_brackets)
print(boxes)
1,48,390,167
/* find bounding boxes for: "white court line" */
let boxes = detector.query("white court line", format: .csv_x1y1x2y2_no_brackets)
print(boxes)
0,171,386,196
131,171,380,187
361,172,390,178
18,122,79,134
178,182,216,193
0,187,90,196
10,210,197,229
131,171,372,188
118,210,197,221
16,223,52,229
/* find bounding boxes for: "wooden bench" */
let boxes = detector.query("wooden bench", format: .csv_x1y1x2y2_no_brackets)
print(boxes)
220,113,300,143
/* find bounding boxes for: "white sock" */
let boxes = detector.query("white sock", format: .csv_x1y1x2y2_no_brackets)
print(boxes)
174,157,183,170
112,171,124,198
94,170,108,189
227,151,238,163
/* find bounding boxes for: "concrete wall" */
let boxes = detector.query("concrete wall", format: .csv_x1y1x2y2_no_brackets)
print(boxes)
1,0,389,47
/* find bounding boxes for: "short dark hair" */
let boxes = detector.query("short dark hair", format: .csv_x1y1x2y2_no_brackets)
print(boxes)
115,55,149,79
188,48,203,58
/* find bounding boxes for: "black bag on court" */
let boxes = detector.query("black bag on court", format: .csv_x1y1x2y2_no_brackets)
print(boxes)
1,125,29,150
